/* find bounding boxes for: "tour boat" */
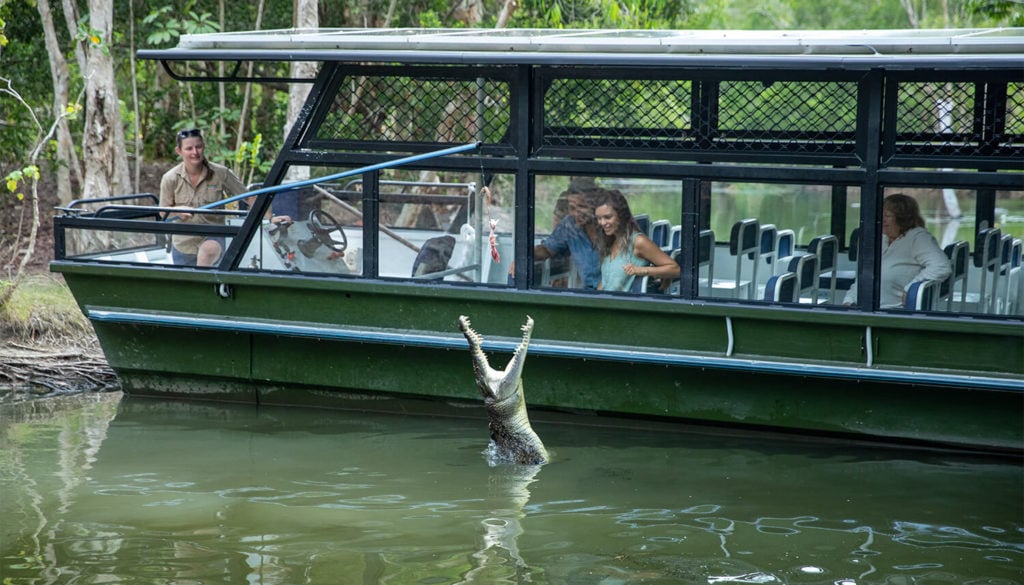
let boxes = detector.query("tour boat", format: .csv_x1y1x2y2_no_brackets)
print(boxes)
52,28,1023,454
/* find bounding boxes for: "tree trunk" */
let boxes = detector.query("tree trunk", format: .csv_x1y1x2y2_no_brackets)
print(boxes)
234,0,267,157
60,0,87,73
129,0,142,193
37,0,81,205
82,0,131,199
284,0,319,184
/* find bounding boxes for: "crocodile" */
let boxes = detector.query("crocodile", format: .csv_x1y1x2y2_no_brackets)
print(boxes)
457,315,549,466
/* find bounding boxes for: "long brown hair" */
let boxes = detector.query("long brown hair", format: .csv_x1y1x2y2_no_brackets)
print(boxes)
884,193,926,236
593,188,641,259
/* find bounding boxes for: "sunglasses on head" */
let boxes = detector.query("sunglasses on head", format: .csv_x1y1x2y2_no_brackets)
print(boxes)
177,128,202,140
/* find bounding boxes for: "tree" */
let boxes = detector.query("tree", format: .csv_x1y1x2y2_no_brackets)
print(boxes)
36,0,81,206
285,0,319,185
80,0,131,199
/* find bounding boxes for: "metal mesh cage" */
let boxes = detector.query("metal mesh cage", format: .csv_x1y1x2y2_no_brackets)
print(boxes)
893,80,1023,158
716,80,858,153
316,74,511,146
543,78,693,148
542,76,858,155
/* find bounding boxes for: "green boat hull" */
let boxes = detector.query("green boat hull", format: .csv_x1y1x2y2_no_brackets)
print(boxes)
56,263,1023,454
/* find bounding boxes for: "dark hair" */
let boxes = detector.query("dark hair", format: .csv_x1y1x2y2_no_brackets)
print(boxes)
592,188,640,259
884,193,925,235
175,128,203,147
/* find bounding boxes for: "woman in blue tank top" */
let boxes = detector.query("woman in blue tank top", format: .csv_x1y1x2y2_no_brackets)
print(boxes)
593,189,680,292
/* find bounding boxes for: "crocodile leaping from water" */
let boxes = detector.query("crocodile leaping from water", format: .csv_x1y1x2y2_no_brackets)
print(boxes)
457,315,549,466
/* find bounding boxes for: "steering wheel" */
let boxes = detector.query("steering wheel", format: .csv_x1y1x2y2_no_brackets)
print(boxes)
308,209,348,253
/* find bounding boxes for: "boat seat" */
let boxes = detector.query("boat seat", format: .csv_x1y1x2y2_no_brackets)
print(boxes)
774,229,796,275
634,214,650,237
758,224,778,277
904,279,941,311
630,274,655,294
763,271,798,303
723,218,759,299
974,227,1001,313
697,229,715,294
808,234,839,304
1007,263,1023,316
834,227,859,291
940,240,969,312
1010,239,1023,315
994,235,1020,314
787,253,819,303
536,255,576,288
669,225,681,253
411,235,456,280
649,219,672,253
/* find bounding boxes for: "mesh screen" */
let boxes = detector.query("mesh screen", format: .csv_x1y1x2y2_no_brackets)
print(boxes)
893,81,1023,157
542,77,858,154
543,78,693,148
716,80,858,152
316,74,511,145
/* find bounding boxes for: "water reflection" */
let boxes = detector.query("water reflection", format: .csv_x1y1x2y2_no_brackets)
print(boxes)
2,393,1022,584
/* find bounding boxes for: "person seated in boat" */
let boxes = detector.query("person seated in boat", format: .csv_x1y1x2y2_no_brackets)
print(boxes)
160,127,248,267
160,128,293,267
532,185,603,290
593,188,679,292
507,181,602,288
843,193,951,308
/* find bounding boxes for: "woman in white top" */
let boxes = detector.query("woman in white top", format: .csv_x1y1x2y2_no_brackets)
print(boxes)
844,193,951,308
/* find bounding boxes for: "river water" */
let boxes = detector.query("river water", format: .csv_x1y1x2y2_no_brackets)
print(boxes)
1,392,1021,584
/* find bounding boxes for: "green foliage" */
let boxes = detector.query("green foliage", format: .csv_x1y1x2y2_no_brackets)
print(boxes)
2,0,1021,187
74,15,109,56
4,165,39,202
965,0,1024,25
234,133,272,186
142,5,219,46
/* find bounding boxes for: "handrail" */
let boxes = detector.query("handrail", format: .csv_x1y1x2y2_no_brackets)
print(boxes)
58,193,159,215
200,141,482,211
92,205,245,219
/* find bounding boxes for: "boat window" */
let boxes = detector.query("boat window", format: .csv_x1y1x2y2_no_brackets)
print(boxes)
876,186,1024,317
698,181,858,306
240,166,363,276
376,169,514,285
56,193,248,268
530,176,682,294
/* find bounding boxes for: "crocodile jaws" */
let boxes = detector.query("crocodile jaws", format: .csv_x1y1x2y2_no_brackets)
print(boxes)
458,315,549,466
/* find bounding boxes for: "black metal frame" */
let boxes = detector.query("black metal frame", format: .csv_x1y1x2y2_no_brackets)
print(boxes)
56,44,1023,319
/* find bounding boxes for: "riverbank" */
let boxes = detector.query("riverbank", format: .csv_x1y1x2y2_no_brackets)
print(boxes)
0,274,119,401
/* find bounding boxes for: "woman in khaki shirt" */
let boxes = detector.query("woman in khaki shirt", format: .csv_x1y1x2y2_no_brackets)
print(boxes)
159,128,246,266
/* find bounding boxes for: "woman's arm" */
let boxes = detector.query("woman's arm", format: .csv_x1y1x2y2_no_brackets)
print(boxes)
907,230,952,287
625,234,680,280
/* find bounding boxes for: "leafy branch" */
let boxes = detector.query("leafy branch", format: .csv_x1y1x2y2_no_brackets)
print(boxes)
1,76,84,305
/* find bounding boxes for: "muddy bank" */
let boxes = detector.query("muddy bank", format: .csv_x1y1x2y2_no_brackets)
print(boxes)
0,339,120,404
1,276,120,403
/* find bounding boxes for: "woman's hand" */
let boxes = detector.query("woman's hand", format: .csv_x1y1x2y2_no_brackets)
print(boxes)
623,263,648,277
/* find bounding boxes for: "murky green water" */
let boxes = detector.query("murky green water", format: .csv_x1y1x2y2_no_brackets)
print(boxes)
2,392,1021,584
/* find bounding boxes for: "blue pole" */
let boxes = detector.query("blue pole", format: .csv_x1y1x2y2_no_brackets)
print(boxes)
199,141,482,210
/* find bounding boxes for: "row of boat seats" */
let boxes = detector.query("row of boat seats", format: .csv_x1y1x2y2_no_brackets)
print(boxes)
973,228,1023,315
924,228,1023,314
901,229,1022,315
642,214,1022,313
646,215,849,303
732,218,848,304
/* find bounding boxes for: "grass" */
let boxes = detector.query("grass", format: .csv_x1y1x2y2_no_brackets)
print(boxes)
0,274,94,344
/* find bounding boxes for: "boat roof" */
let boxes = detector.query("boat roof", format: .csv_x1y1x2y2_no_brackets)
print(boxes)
138,27,1024,74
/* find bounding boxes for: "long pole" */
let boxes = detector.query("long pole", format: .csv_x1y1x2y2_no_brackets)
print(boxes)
199,141,482,210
